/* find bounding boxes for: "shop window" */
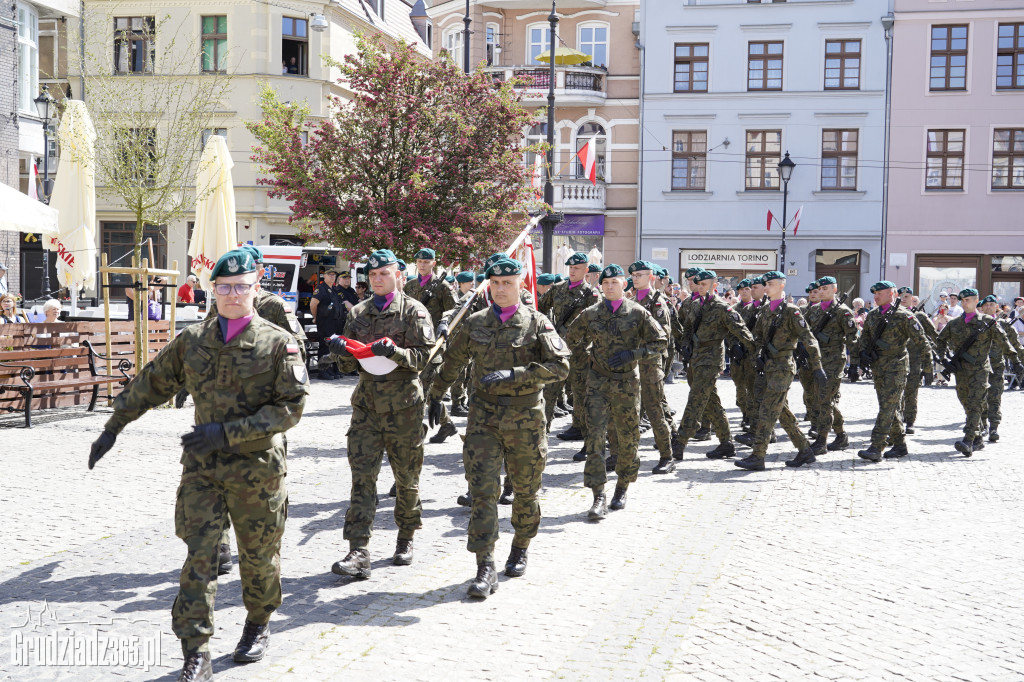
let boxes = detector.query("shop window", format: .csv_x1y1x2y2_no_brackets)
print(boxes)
815,249,860,296
282,17,307,76
917,259,978,311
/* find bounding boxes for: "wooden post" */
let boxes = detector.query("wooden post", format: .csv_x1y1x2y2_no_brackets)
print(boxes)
101,253,113,405
140,257,149,369
168,259,178,344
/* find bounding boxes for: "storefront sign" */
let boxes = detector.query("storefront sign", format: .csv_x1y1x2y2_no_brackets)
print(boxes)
532,214,605,236
679,249,776,270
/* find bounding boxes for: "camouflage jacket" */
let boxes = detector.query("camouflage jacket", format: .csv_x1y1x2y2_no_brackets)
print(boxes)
672,293,704,350
753,300,823,373
105,312,309,476
335,290,435,413
538,279,601,337
936,313,1019,373
567,298,667,378
682,294,756,371
853,302,929,369
404,274,457,327
912,308,939,347
806,299,859,354
733,299,762,332
634,289,674,349
991,318,1024,367
211,288,307,358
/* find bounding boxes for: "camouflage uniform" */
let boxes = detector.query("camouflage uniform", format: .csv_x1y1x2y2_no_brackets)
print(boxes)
633,287,677,459
103,313,308,655
538,279,601,428
404,273,457,428
731,300,762,424
983,318,1024,433
674,293,711,432
211,289,307,362
567,298,667,491
807,299,859,441
429,304,569,561
904,308,939,428
334,290,435,550
797,303,823,420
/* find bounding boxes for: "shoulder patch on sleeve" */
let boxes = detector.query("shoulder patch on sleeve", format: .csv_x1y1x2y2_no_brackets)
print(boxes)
292,364,308,383
544,322,554,332
798,317,806,328
286,342,300,354
417,310,427,318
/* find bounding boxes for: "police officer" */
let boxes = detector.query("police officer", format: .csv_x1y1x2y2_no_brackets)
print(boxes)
567,264,667,518
979,294,1024,442
330,249,435,579
807,276,859,454
311,268,345,379
428,257,569,598
88,249,309,682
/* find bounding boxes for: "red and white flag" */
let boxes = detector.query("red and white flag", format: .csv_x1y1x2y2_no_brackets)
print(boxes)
791,205,804,235
766,208,774,231
516,235,539,308
28,162,39,201
577,137,597,186
531,155,543,198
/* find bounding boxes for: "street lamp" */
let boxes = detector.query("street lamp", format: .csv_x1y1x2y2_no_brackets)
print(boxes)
462,0,471,74
541,0,560,272
33,85,56,300
777,151,796,272
880,13,895,279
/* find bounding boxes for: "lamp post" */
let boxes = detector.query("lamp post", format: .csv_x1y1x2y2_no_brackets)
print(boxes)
462,0,471,74
880,13,895,280
541,0,559,272
777,151,795,272
33,86,56,300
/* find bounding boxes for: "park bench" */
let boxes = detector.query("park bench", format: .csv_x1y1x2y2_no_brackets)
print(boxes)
0,321,170,427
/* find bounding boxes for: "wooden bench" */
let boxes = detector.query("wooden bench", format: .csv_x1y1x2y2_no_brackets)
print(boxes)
0,321,170,427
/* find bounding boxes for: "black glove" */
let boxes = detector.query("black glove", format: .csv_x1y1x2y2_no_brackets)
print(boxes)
428,399,443,429
174,388,189,409
481,369,515,385
609,349,640,369
371,338,397,358
327,336,347,356
88,430,117,469
436,320,450,340
729,343,746,361
180,423,228,457
813,368,828,388
847,364,860,382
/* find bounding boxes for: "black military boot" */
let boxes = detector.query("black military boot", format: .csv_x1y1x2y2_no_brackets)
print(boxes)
393,539,413,566
557,395,572,413
693,427,712,441
557,425,583,441
785,448,816,468
652,457,676,474
609,486,628,511
733,455,766,471
604,454,617,472
857,445,882,463
827,432,849,451
331,548,371,579
740,416,752,433
572,446,588,462
388,483,397,497
810,436,828,457
706,441,736,459
671,434,686,460
904,422,916,435
989,425,1000,443
498,477,514,505
232,621,270,663
217,542,232,576
954,438,974,457
639,418,651,434
587,489,608,521
450,400,469,417
467,562,499,598
735,433,755,447
552,405,568,418
456,490,472,507
429,421,458,444
883,444,909,459
178,651,212,682
505,546,528,577
807,429,819,441
972,436,985,451
770,432,778,444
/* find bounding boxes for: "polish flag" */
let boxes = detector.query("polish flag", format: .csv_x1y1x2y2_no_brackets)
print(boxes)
791,206,804,235
516,235,539,308
531,155,543,198
577,137,597,186
28,162,39,200
766,208,774,231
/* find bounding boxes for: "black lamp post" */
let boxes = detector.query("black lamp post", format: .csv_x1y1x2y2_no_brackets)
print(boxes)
777,151,796,273
33,85,56,299
541,0,559,273
462,0,471,74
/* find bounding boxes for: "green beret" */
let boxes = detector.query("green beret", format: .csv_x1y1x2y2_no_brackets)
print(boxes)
817,276,837,287
414,248,436,260
806,282,817,294
485,257,522,279
869,280,896,293
553,274,565,282
628,260,653,274
737,279,752,289
599,263,626,283
980,294,998,305
657,267,669,278
958,287,979,299
240,244,264,264
625,277,634,291
694,270,716,283
764,270,787,282
486,252,507,267
211,249,257,279
897,286,913,295
751,276,766,286
666,277,674,285
565,252,589,266
455,271,475,283
685,267,702,279
445,275,455,284
588,263,601,273
396,259,407,272
475,274,485,283
366,250,398,272
537,273,556,285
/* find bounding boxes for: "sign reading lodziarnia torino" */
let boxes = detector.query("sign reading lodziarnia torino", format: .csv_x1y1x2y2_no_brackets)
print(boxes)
679,249,777,271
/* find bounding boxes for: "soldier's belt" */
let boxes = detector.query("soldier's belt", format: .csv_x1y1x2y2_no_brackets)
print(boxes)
766,342,796,358
590,362,635,380
814,331,832,345
474,390,541,407
363,369,419,382
226,433,283,454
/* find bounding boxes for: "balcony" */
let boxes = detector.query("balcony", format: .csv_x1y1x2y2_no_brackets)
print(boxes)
554,179,605,212
485,65,606,106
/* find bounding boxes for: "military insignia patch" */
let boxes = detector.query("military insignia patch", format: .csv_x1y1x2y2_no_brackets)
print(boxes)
424,326,433,340
227,257,239,273
847,319,855,328
417,311,427,318
798,318,806,327
369,257,379,268
544,322,554,331
292,364,307,383
553,337,564,349
286,343,300,354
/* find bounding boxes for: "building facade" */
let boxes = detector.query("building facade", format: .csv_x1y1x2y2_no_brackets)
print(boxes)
885,0,1024,310
639,0,890,298
2,1,20,297
425,0,641,273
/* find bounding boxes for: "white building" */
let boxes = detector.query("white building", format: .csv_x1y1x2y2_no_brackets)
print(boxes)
639,0,891,297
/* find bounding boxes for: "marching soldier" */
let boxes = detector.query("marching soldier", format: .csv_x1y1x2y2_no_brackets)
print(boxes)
566,264,667,519
797,282,822,425
585,263,601,287
898,287,939,434
734,276,767,432
935,288,1020,456
851,281,930,462
675,266,713,441
734,271,826,471
666,270,755,469
329,249,435,579
449,271,480,418
979,294,1024,442
427,257,569,598
88,249,309,681
807,276,859,454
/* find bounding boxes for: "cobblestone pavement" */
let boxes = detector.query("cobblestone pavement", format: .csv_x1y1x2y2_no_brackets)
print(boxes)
1,374,1023,681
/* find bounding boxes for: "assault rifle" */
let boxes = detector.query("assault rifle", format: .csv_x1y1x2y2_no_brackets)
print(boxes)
754,300,784,375
680,294,708,364
858,299,902,370
936,317,996,381
795,285,854,368
556,282,593,333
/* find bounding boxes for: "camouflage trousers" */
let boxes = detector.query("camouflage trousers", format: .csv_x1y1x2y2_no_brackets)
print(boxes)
173,450,288,655
953,367,989,441
983,365,1004,429
680,364,731,443
545,351,588,431
421,360,452,427
811,352,846,438
868,360,908,449
640,361,673,458
463,398,547,560
751,363,809,458
903,353,927,426
450,363,471,404
797,365,816,418
731,355,756,422
345,404,425,547
583,369,641,490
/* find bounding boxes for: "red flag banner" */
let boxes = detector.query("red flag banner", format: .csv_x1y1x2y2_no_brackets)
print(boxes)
576,137,597,186
792,205,804,235
766,208,774,231
516,234,539,308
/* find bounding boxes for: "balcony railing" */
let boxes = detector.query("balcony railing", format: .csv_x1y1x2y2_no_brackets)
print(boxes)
555,179,605,211
485,65,606,99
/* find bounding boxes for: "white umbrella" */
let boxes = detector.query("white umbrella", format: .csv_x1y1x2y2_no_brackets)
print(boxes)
0,183,59,235
188,135,237,291
46,100,97,289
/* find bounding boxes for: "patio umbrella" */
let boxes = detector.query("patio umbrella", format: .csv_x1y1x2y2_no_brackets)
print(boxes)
188,135,237,291
46,100,97,288
535,47,592,66
0,183,59,235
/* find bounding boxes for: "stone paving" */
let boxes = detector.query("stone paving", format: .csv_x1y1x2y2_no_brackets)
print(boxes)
1,374,1022,681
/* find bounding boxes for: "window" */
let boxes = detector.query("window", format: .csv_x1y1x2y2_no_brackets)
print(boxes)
671,131,707,190
201,128,227,148
486,23,498,66
996,23,1024,90
101,222,167,287
525,123,548,184
114,128,156,185
748,41,783,91
820,129,858,190
578,23,608,68
282,17,307,76
527,25,551,65
17,5,38,114
992,129,1024,189
443,27,463,66
930,25,967,91
925,129,964,189
824,40,860,90
114,16,155,74
673,43,708,93
366,0,383,20
575,122,606,181
201,16,227,73
815,250,860,296
745,130,781,190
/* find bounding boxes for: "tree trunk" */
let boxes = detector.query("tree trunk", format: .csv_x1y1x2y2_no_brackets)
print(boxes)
133,213,145,373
